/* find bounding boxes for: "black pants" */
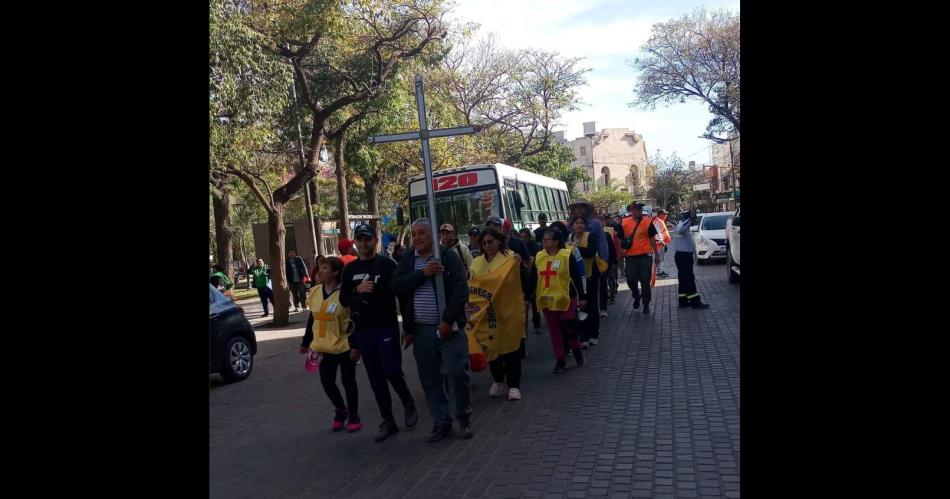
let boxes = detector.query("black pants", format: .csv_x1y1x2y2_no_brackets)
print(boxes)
489,350,522,389
256,286,275,314
580,270,601,341
289,280,307,308
674,251,700,301
624,255,653,305
319,351,359,415
599,266,609,311
526,295,542,329
361,329,414,424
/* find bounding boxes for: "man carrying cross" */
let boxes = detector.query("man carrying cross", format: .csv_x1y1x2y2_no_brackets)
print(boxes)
534,226,587,374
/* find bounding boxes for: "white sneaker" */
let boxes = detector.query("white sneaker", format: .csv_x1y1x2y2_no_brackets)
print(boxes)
489,382,505,398
508,388,522,401
589,338,599,345
600,311,608,318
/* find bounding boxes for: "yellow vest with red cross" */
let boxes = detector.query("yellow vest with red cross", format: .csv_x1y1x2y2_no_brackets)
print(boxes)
534,248,574,312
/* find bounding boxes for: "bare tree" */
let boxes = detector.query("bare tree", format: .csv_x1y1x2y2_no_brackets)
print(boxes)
630,8,740,135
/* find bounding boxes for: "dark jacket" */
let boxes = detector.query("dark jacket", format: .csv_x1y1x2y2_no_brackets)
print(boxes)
390,244,468,335
285,256,309,283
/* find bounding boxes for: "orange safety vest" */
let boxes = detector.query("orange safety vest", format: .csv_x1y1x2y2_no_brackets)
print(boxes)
622,214,656,257
655,218,671,246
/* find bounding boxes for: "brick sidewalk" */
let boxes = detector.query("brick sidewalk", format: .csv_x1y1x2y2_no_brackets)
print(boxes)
211,266,739,498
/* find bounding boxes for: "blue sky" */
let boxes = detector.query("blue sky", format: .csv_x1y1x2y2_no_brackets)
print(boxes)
450,0,740,166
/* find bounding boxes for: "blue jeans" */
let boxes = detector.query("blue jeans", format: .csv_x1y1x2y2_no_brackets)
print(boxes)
411,324,471,427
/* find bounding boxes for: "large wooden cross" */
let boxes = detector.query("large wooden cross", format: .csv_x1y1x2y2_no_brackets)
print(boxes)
368,75,482,316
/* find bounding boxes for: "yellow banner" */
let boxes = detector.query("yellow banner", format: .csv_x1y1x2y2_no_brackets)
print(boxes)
464,256,526,362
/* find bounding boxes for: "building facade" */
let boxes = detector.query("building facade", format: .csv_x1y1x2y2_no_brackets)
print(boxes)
709,134,740,212
555,122,652,197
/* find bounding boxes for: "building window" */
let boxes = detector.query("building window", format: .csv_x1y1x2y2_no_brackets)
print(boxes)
601,167,610,186
579,146,586,157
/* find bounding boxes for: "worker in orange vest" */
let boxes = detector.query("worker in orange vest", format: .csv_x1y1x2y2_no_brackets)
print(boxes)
620,202,660,314
654,209,672,278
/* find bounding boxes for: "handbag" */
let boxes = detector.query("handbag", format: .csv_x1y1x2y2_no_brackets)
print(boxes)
620,216,644,251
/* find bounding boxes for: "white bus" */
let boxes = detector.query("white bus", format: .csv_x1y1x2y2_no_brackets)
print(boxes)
408,163,570,242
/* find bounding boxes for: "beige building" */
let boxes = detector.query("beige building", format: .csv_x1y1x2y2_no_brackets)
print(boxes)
555,122,653,197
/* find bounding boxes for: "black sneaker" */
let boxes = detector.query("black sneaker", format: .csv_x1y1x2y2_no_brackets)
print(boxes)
632,296,641,309
426,424,453,443
679,300,690,308
374,421,398,442
572,348,585,366
643,304,651,314
458,418,474,439
403,400,419,428
553,359,566,374
692,301,711,309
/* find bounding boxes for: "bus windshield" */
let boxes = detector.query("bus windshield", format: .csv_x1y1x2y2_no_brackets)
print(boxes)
409,188,501,244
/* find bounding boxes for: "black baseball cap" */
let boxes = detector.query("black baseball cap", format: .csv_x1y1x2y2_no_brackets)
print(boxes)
353,223,376,239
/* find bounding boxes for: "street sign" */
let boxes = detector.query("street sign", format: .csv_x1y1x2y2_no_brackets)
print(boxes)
693,183,710,192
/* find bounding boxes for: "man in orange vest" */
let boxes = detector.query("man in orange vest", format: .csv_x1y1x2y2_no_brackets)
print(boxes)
654,210,672,278
620,202,660,314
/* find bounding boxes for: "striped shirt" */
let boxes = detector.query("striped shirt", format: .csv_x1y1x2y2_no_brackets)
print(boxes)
413,250,441,325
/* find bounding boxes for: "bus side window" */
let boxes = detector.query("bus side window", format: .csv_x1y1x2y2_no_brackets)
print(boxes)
558,190,569,219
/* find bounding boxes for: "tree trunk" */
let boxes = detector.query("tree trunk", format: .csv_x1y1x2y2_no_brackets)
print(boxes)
211,180,234,282
267,204,291,327
365,175,381,252
333,134,350,240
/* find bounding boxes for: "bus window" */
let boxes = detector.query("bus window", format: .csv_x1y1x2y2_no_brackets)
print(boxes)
542,187,555,217
558,190,569,219
527,184,541,223
505,189,521,223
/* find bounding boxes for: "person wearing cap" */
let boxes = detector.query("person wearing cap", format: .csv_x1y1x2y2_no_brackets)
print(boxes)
391,218,473,442
467,227,482,259
670,210,710,309
439,223,473,271
338,239,357,267
340,223,419,442
654,210,672,278
620,202,660,314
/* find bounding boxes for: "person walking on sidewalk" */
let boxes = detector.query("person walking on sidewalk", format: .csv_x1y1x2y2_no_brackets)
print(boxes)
519,228,543,334
533,213,549,243
249,257,275,317
299,257,362,433
391,219,473,443
439,223,474,272
568,216,603,347
670,210,711,309
472,227,526,401
286,249,310,312
535,228,586,373
620,203,660,314
653,210,672,278
340,223,419,443
602,215,622,304
338,239,358,267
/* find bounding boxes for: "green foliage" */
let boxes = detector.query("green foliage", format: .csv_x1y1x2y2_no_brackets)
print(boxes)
588,180,633,213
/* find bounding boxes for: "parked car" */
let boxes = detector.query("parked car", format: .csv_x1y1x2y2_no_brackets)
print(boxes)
691,212,732,263
725,207,740,283
209,284,257,382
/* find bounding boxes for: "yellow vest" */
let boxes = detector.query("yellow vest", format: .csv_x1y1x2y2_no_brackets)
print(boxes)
465,256,525,361
534,248,573,312
306,285,352,355
569,232,607,275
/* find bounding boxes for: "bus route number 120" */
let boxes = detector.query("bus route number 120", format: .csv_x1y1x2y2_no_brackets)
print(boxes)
432,172,478,192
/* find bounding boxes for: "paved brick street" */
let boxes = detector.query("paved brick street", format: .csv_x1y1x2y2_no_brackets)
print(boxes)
211,258,739,498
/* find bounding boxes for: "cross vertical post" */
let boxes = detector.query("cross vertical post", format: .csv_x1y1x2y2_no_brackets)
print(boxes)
367,75,482,317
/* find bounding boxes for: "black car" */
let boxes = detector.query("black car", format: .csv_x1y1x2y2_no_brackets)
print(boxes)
209,285,257,382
